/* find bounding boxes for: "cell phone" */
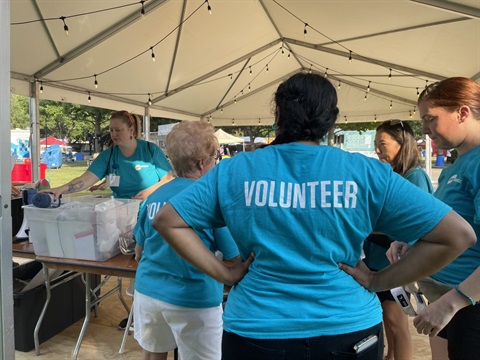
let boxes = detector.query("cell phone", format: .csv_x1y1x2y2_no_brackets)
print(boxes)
353,334,378,353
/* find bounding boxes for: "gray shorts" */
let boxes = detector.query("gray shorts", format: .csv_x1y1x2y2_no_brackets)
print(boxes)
417,276,454,303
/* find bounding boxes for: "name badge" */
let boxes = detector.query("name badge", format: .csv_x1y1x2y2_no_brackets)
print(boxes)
107,174,120,187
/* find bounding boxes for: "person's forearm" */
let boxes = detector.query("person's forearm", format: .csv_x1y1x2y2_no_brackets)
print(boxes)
370,211,476,291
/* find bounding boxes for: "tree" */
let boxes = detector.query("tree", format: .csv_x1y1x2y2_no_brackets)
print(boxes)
10,95,30,129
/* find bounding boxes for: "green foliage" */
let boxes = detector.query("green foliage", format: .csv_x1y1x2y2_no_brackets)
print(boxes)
10,95,30,129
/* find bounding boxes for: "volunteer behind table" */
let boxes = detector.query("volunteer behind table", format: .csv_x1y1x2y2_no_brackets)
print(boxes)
46,110,172,201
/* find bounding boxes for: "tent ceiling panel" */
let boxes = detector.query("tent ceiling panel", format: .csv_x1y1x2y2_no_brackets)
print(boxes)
10,0,480,125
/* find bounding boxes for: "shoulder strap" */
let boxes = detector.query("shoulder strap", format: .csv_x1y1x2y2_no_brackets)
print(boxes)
105,146,115,174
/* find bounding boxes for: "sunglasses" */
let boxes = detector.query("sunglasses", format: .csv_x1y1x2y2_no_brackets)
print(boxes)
389,119,404,128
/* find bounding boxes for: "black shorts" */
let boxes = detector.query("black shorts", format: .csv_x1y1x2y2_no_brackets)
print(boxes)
376,290,395,303
438,304,480,359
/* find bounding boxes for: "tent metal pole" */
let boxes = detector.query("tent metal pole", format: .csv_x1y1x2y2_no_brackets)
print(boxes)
30,81,41,183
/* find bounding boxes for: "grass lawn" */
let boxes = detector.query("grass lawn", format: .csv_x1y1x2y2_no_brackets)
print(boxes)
44,160,112,196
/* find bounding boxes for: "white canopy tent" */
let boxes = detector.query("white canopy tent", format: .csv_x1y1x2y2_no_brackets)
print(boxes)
9,0,480,127
215,129,244,144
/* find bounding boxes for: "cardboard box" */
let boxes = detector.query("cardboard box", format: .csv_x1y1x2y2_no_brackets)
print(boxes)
24,197,141,261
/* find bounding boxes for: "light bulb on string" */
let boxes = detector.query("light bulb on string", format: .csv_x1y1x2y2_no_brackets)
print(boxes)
258,118,261,125
94,74,98,88
266,64,269,73
367,81,371,92
207,0,212,14
374,114,377,122
148,93,152,106
324,68,328,78
389,100,393,109
409,111,413,119
348,51,352,64
241,90,244,95
140,0,146,18
308,64,312,74
234,97,237,104
88,92,91,103
39,81,43,93
281,46,285,55
304,23,308,37
248,83,251,92
425,79,429,88
344,116,348,123
288,50,291,59
229,74,233,80
413,106,416,115
364,92,368,101
416,87,420,97
388,68,392,81
232,119,235,126
150,47,156,62
337,81,341,89
60,16,69,36
220,107,223,113
249,66,252,76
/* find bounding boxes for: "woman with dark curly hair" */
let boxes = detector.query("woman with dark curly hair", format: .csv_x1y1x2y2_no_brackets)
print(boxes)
154,73,474,360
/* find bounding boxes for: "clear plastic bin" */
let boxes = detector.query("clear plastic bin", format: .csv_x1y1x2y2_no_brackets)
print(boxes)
24,197,141,261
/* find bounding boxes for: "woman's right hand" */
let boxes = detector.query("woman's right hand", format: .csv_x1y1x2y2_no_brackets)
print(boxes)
386,241,411,264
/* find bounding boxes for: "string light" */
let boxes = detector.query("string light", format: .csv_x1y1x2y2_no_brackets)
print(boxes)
140,0,146,18
348,51,352,63
232,119,235,125
416,87,419,97
308,64,312,74
258,118,261,125
337,81,341,89
367,81,371,92
150,47,156,62
324,68,328,78
234,96,237,104
148,93,152,106
304,23,308,37
425,79,429,88
220,107,223,113
249,66,252,76
374,114,377,122
266,64,269,73
94,74,98,88
413,106,416,115
87,91,91,103
388,68,392,81
389,100,393,109
207,0,212,14
281,46,285,55
39,81,43,93
288,50,291,59
364,92,368,101
409,111,412,119
229,74,233,80
60,16,69,36
344,116,348,123
248,83,251,91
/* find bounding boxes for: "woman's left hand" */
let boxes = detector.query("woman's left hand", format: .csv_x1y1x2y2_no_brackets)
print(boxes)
338,260,376,291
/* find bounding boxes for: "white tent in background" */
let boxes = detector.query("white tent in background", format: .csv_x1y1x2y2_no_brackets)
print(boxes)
215,129,244,144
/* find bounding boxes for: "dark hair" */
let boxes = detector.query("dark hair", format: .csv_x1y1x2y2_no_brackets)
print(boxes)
271,73,339,145
376,120,419,176
418,77,480,120
110,110,142,138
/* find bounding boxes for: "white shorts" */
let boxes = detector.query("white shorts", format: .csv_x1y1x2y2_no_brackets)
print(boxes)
133,290,223,360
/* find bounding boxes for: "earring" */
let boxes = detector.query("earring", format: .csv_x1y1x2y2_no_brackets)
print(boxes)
130,135,133,140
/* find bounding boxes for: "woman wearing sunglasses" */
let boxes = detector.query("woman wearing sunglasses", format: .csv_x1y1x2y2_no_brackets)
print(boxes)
385,77,480,360
363,119,433,360
154,73,475,360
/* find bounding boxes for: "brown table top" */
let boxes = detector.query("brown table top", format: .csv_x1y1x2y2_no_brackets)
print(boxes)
12,240,36,259
36,253,137,278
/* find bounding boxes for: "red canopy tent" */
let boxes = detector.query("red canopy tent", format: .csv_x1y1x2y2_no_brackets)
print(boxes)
40,136,66,146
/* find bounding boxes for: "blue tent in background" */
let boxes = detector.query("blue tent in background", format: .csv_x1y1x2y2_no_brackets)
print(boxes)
41,144,63,169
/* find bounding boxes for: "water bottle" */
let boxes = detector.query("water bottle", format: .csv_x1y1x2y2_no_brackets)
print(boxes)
31,193,61,208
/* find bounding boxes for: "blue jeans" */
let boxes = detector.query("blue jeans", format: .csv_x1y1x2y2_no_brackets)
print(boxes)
222,323,383,360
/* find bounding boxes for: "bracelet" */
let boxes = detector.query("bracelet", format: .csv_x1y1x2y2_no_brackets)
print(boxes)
454,285,477,306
